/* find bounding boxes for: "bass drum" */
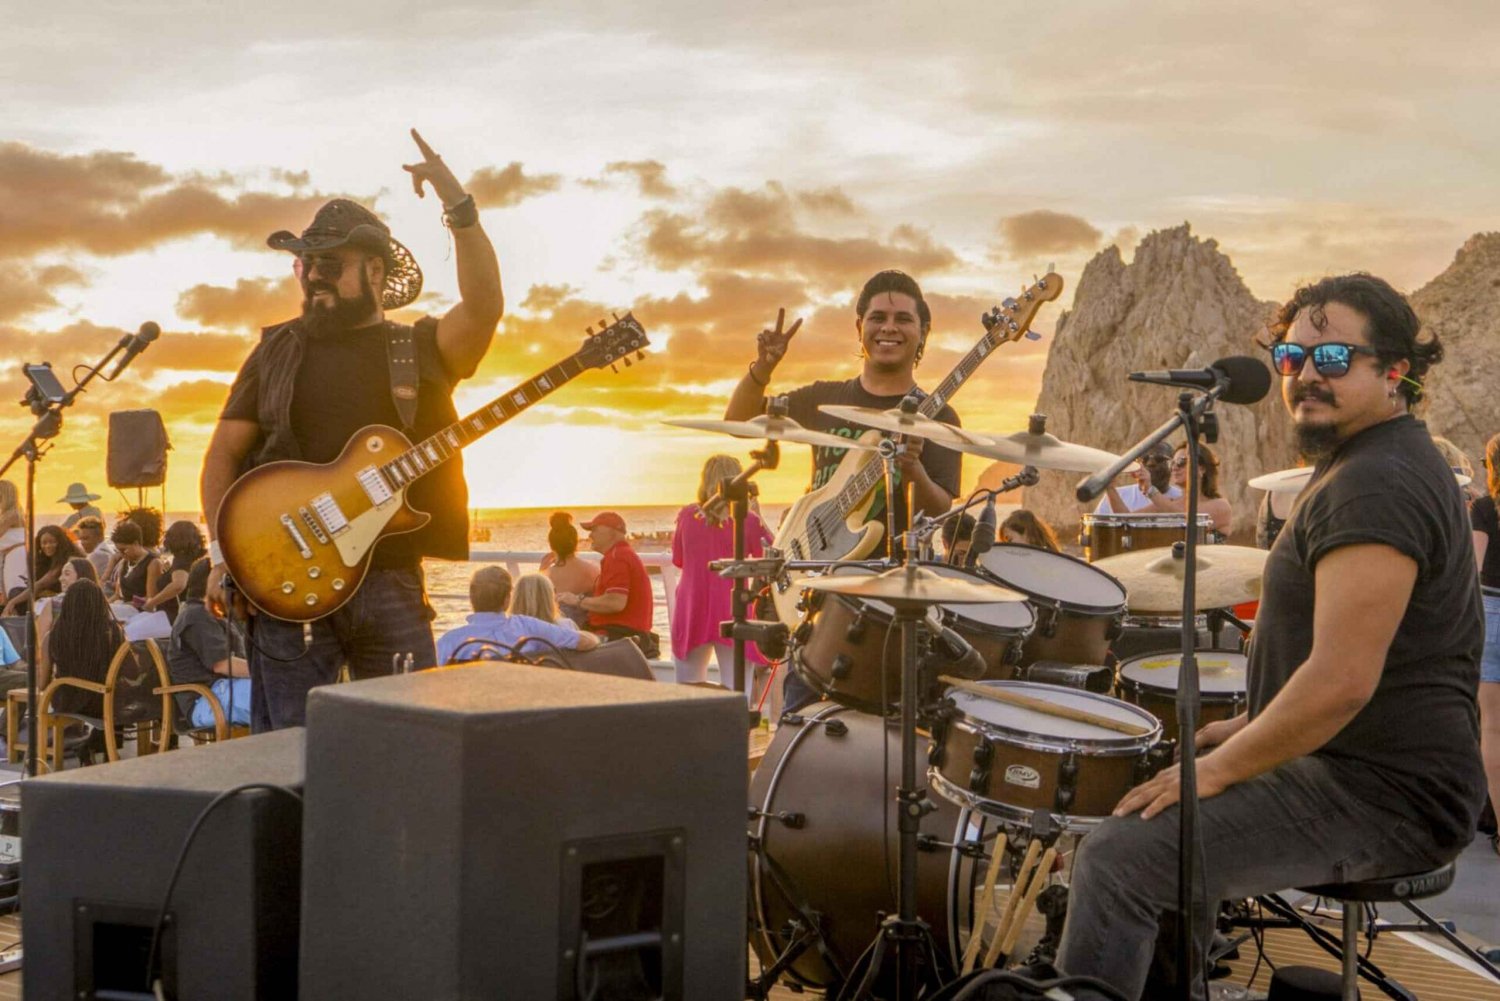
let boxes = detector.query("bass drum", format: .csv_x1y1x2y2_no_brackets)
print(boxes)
748,703,991,990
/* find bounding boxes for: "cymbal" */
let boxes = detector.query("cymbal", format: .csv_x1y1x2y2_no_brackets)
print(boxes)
1248,467,1312,494
801,565,1027,606
665,415,878,452
964,429,1123,473
1092,545,1268,613
816,405,990,451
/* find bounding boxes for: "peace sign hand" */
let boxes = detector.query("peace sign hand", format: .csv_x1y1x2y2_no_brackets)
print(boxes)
402,128,467,206
756,308,803,372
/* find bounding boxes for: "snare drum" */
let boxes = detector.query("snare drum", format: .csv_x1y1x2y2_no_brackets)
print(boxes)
929,681,1163,830
976,545,1127,666
1081,513,1213,562
749,703,992,988
1115,650,1247,741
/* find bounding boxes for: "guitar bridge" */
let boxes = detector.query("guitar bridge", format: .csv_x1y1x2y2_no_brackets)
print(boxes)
299,506,331,544
279,514,313,559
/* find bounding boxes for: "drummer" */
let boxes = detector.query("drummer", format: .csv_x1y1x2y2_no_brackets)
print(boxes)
1130,442,1234,539
1057,273,1486,997
1095,441,1180,514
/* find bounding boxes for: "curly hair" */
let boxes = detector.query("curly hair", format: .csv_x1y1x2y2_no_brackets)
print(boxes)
34,525,83,580
122,507,163,548
1265,273,1441,408
162,520,206,562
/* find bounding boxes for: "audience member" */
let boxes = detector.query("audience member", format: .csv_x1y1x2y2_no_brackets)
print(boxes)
34,557,100,671
670,455,771,687
941,511,978,567
0,625,20,695
437,566,599,664
1470,432,1500,855
0,481,27,597
509,572,577,630
39,579,122,720
1134,442,1234,538
1097,441,1180,514
558,512,658,657
58,482,103,530
73,515,116,579
540,512,598,628
167,558,251,728
2,525,84,615
1432,434,1480,505
143,520,206,622
122,506,164,549
1001,508,1062,552
105,521,157,606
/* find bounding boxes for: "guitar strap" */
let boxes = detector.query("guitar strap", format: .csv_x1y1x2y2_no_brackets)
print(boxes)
383,321,420,433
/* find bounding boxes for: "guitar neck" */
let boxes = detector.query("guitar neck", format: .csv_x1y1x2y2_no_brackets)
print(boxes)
376,355,586,489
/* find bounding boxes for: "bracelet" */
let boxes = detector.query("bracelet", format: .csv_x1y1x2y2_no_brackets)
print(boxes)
442,193,479,229
209,540,225,567
747,361,768,387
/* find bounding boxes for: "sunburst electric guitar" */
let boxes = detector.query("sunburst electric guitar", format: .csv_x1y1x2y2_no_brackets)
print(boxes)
769,274,1063,623
219,314,650,621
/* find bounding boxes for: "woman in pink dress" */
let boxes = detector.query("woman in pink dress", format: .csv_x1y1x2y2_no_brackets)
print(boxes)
671,455,773,695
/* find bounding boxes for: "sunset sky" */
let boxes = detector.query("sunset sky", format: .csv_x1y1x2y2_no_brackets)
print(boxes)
4,2,1498,514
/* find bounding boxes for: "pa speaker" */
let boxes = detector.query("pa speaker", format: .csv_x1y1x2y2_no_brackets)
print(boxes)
22,728,304,1000
107,409,171,488
300,662,746,1000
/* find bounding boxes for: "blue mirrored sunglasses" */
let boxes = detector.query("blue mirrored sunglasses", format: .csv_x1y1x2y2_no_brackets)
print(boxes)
1268,341,1379,377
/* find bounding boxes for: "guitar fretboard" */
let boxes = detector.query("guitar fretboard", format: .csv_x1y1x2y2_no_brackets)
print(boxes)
374,356,586,489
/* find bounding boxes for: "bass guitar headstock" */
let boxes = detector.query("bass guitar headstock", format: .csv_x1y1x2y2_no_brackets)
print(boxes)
981,270,1064,346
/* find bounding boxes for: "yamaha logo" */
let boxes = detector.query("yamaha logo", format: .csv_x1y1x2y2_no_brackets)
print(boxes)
1004,764,1041,790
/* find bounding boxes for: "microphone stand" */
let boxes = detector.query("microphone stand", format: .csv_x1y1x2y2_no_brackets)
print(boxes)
0,333,150,777
1075,388,1223,1001
917,467,1040,561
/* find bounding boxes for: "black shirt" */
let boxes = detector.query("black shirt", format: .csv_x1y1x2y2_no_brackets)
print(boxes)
168,600,235,688
782,378,961,550
1469,494,1500,589
221,319,469,568
1249,415,1485,849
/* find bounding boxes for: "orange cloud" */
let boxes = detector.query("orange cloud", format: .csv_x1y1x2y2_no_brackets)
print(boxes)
997,210,1103,257
465,162,562,207
176,276,300,330
0,262,87,322
591,160,677,199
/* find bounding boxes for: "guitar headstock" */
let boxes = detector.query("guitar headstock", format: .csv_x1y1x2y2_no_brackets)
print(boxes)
579,312,651,371
981,271,1064,346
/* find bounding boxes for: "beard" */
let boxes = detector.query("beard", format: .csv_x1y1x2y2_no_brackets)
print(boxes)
301,269,378,335
1288,383,1341,460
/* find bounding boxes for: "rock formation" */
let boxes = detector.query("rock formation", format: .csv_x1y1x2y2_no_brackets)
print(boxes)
1021,225,1299,542
1410,232,1500,471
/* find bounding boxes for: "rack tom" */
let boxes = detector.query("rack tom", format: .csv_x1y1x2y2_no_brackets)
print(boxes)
1115,650,1247,741
976,545,1126,666
924,565,1035,682
928,680,1164,830
1081,512,1213,562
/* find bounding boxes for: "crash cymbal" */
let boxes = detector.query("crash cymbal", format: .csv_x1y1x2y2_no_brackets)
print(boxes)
665,415,878,452
964,429,1123,474
1248,467,1312,494
801,565,1027,606
1093,545,1268,614
816,405,989,451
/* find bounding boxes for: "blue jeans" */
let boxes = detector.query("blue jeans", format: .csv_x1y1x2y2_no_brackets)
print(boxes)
248,567,437,732
1057,754,1452,999
1481,591,1500,684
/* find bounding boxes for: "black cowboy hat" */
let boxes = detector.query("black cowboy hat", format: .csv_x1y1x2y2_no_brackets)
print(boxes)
267,199,423,310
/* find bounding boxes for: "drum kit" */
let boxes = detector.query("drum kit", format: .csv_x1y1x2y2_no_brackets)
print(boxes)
670,404,1270,999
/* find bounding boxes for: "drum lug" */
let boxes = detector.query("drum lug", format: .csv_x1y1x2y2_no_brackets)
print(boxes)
821,718,849,738
792,620,813,645
1122,529,1133,550
830,654,853,680
749,807,807,829
845,609,868,643
969,738,994,793
1038,604,1060,639
1136,740,1175,784
1105,612,1125,642
1054,750,1079,812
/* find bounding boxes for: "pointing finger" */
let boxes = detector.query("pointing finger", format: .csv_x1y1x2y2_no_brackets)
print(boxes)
774,307,786,336
410,128,439,161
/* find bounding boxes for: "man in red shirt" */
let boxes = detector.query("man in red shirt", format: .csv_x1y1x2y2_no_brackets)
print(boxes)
556,512,657,656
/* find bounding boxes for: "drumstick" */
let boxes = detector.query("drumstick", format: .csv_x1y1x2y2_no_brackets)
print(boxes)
999,845,1058,959
983,837,1041,969
960,831,1008,974
940,675,1153,737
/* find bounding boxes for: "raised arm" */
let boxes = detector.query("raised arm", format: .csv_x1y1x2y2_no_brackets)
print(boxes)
725,308,801,421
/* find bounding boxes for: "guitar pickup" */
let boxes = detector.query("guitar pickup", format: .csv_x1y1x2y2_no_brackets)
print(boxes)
299,506,331,544
312,492,351,535
356,466,395,507
279,514,314,559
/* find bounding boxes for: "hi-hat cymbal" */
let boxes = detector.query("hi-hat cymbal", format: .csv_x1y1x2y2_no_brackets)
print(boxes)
665,415,878,452
1248,467,1312,494
816,405,989,451
964,429,1123,474
1093,545,1268,613
801,565,1027,606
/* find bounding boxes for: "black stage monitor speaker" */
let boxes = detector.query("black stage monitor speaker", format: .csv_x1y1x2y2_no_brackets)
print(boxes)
300,662,747,1000
107,409,171,488
22,728,305,1000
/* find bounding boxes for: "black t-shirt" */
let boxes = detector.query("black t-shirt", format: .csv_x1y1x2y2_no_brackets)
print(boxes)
221,320,469,568
167,601,235,688
1469,494,1500,589
118,551,156,603
1249,415,1485,849
782,379,961,550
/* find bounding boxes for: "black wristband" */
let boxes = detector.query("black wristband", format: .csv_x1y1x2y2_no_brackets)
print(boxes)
442,193,479,229
748,360,768,387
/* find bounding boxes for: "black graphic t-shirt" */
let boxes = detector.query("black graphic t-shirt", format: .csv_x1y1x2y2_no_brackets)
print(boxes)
1249,415,1485,849
781,378,961,548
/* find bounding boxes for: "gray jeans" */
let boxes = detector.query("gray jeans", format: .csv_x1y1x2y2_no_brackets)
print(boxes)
1057,754,1453,999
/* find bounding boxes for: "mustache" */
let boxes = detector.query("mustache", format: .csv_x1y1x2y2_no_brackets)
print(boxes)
1290,384,1336,406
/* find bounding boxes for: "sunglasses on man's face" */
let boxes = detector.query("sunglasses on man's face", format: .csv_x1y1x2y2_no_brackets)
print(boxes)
1268,341,1379,378
294,253,352,281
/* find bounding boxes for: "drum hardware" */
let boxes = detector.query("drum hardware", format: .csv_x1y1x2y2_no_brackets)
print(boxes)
748,807,806,830
773,712,848,737
1019,661,1113,693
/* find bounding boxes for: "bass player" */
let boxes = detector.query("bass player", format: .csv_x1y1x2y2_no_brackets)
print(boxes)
200,129,503,731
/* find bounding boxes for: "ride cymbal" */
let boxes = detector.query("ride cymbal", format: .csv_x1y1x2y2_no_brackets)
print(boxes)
815,405,988,451
801,565,1027,606
665,415,878,452
963,429,1122,474
1248,467,1313,494
1093,545,1268,613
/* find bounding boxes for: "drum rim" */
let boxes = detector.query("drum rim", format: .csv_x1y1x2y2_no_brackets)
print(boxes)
943,680,1162,752
930,768,1107,832
923,562,1038,632
1116,649,1249,698
975,544,1128,614
1081,512,1216,527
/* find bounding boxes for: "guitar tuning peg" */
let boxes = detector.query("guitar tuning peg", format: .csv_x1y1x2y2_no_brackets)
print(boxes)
622,356,633,367
636,349,645,360
598,317,609,331
586,326,595,336
613,311,621,321
610,363,619,373
1047,261,1055,273
1025,331,1043,341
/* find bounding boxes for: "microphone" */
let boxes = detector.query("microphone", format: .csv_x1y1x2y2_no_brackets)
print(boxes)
926,623,986,679
1128,355,1271,405
107,321,161,379
970,497,998,556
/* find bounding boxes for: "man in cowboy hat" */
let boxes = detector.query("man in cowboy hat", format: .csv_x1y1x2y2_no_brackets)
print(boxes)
200,129,503,732
58,482,103,530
